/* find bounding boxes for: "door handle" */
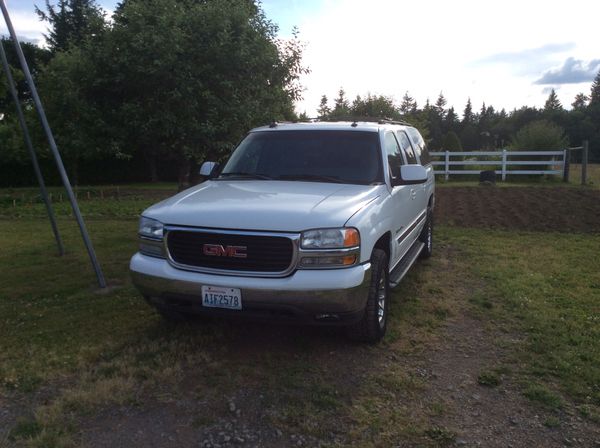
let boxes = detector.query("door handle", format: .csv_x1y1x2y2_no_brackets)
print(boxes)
410,189,417,200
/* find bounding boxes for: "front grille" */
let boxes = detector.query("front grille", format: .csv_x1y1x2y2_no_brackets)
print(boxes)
166,229,294,273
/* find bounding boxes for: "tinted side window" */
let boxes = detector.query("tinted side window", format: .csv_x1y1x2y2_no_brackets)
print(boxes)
384,132,402,180
397,131,418,164
407,128,431,165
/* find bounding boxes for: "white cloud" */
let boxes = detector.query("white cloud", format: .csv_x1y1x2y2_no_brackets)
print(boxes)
0,8,47,44
294,0,600,115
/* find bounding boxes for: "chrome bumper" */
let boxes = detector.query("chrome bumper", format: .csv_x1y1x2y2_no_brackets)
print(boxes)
130,253,371,323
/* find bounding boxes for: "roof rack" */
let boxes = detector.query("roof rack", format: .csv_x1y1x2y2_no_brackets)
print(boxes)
376,118,413,126
316,116,413,127
264,117,413,128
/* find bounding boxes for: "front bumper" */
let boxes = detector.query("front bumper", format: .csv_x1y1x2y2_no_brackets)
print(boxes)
129,253,371,324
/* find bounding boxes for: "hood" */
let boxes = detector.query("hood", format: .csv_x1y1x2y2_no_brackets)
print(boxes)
143,180,382,232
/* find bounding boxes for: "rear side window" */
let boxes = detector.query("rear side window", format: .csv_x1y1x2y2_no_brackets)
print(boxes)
406,128,431,165
384,132,403,180
397,131,418,164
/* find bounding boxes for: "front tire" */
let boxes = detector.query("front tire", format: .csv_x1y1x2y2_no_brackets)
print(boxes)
346,249,389,343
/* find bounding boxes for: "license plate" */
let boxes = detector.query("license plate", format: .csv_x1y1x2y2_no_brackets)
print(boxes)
201,285,242,310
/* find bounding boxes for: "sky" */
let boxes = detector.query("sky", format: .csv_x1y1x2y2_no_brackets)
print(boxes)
2,0,599,117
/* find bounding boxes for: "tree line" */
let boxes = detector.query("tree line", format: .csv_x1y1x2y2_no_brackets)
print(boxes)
1,0,599,188
315,81,600,159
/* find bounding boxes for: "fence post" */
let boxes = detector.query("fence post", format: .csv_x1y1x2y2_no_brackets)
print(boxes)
444,151,450,181
501,149,507,181
581,140,589,185
562,149,569,182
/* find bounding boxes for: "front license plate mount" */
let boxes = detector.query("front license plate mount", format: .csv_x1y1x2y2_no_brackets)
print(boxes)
201,285,242,310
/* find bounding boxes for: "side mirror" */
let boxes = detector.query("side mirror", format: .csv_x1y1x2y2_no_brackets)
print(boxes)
199,161,219,179
397,165,427,185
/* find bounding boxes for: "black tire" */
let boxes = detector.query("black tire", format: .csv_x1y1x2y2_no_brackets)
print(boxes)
346,248,389,343
419,206,433,259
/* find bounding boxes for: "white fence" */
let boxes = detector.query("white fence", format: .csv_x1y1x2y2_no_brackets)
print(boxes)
429,149,567,181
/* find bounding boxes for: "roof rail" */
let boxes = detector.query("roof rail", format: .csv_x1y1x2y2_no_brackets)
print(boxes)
376,118,413,126
264,117,414,127
316,116,413,126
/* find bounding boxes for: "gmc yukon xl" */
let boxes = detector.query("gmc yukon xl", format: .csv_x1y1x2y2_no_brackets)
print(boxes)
130,120,435,342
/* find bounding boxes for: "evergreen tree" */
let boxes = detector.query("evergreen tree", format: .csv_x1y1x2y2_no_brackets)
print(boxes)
36,0,106,53
399,91,417,115
434,92,447,118
544,89,563,111
590,70,600,105
444,107,458,133
317,95,330,118
462,98,473,124
331,88,350,117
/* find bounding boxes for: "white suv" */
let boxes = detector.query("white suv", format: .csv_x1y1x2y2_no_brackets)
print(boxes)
130,120,435,342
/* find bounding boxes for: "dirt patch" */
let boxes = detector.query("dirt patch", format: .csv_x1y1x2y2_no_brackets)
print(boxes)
435,187,600,233
415,315,600,447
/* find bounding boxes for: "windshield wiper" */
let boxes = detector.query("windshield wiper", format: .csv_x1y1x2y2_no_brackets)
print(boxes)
218,172,274,180
277,174,346,183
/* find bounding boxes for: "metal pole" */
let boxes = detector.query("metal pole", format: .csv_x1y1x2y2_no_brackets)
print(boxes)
582,140,589,186
0,39,65,255
1,1,106,288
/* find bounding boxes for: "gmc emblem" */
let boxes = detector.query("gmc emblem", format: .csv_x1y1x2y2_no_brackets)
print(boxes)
203,244,247,258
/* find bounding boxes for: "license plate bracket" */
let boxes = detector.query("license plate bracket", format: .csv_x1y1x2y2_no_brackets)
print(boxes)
201,285,242,310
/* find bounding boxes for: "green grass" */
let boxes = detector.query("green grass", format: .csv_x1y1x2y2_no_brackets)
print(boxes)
477,371,501,387
1,192,600,446
447,227,600,406
523,384,563,410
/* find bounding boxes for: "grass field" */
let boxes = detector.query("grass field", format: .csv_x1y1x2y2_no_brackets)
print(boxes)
1,190,599,447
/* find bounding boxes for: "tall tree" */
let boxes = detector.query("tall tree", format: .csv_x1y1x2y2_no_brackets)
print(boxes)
544,89,563,112
35,0,106,53
434,92,447,118
317,94,330,118
460,99,478,149
331,88,350,117
444,106,458,133
590,70,600,106
400,91,417,115
104,0,307,185
462,98,473,124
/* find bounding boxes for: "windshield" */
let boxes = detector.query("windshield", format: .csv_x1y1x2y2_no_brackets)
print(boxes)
219,130,383,185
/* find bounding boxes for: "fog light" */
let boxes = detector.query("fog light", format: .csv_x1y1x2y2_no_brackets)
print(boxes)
140,241,165,258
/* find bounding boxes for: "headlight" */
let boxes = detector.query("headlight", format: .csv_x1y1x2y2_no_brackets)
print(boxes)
139,216,164,240
301,228,360,249
299,228,360,269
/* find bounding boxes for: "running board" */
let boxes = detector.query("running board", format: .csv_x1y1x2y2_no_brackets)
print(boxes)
389,241,424,288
